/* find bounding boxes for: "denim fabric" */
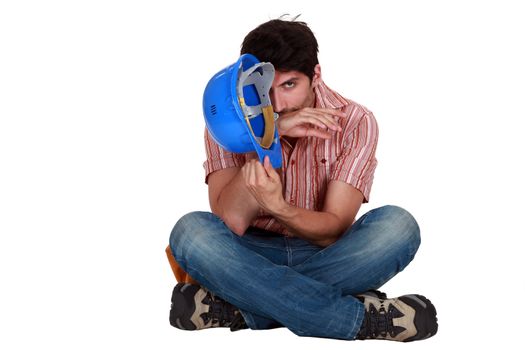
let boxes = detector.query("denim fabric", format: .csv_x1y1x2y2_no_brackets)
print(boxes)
169,205,420,340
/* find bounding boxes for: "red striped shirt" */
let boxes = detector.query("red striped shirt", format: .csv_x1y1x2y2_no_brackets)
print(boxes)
203,80,378,236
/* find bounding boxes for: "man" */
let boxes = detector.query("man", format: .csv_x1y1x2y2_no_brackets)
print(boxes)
168,18,438,341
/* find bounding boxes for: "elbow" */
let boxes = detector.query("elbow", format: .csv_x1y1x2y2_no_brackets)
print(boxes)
314,227,345,248
224,213,249,236
316,214,351,247
210,192,251,236
230,223,248,236
213,209,249,236
315,236,338,248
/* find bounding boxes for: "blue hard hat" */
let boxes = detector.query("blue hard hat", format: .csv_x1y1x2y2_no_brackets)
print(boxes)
203,54,282,168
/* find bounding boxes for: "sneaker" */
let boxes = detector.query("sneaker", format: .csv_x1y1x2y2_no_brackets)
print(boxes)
169,282,248,332
356,289,388,300
356,293,438,342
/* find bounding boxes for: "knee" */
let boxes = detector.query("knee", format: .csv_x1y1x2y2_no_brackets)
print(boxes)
169,211,215,261
375,205,421,252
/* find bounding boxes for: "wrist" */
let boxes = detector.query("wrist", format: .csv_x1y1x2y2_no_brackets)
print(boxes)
269,197,293,218
275,119,284,138
276,118,286,138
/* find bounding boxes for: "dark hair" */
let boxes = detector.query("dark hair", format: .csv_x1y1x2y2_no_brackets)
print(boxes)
240,19,319,81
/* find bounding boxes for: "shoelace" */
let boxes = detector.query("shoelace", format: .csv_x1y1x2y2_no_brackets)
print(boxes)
199,292,240,328
229,312,248,332
358,302,405,339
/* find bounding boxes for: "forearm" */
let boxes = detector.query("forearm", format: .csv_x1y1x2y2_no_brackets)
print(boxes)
216,170,260,235
271,201,345,247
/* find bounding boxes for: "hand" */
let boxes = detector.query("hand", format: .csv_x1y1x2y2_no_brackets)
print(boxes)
242,155,286,215
276,107,344,139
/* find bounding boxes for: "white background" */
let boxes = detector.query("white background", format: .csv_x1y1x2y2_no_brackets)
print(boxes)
1,0,524,348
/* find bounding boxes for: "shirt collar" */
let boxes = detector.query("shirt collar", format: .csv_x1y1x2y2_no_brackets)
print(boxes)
313,79,349,111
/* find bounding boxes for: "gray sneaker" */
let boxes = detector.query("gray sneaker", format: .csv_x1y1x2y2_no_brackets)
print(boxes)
356,293,438,342
169,283,248,331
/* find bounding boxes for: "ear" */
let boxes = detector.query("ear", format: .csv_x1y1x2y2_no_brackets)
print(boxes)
311,64,322,88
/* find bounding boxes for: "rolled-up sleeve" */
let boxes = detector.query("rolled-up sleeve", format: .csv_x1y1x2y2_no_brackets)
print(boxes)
203,128,246,184
330,112,379,203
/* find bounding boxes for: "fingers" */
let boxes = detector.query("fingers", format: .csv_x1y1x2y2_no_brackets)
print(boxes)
277,107,345,139
263,156,279,181
305,107,346,120
253,159,267,184
242,160,256,189
292,108,343,132
306,108,343,131
243,159,268,189
316,108,347,118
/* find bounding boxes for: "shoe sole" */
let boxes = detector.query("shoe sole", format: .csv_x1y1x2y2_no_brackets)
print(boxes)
398,294,438,342
169,283,199,330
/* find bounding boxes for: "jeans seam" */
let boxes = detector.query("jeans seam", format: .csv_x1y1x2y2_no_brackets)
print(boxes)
238,240,285,249
238,309,256,329
348,300,365,339
284,237,293,266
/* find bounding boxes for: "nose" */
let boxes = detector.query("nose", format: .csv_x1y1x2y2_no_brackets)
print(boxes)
270,90,284,114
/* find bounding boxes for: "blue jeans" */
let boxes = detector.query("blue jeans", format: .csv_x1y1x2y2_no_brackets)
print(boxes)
169,205,420,340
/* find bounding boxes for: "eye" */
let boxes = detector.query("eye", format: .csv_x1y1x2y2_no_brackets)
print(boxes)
284,81,296,88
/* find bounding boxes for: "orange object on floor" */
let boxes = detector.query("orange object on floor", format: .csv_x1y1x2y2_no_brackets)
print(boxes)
165,245,199,285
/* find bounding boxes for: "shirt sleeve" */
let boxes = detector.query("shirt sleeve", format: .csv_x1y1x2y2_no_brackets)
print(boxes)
202,128,246,184
330,111,379,203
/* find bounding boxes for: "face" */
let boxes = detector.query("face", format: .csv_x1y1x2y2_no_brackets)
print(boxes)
269,64,321,114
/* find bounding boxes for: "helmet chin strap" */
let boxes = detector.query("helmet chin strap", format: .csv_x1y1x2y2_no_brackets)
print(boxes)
259,105,276,149
237,62,278,150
